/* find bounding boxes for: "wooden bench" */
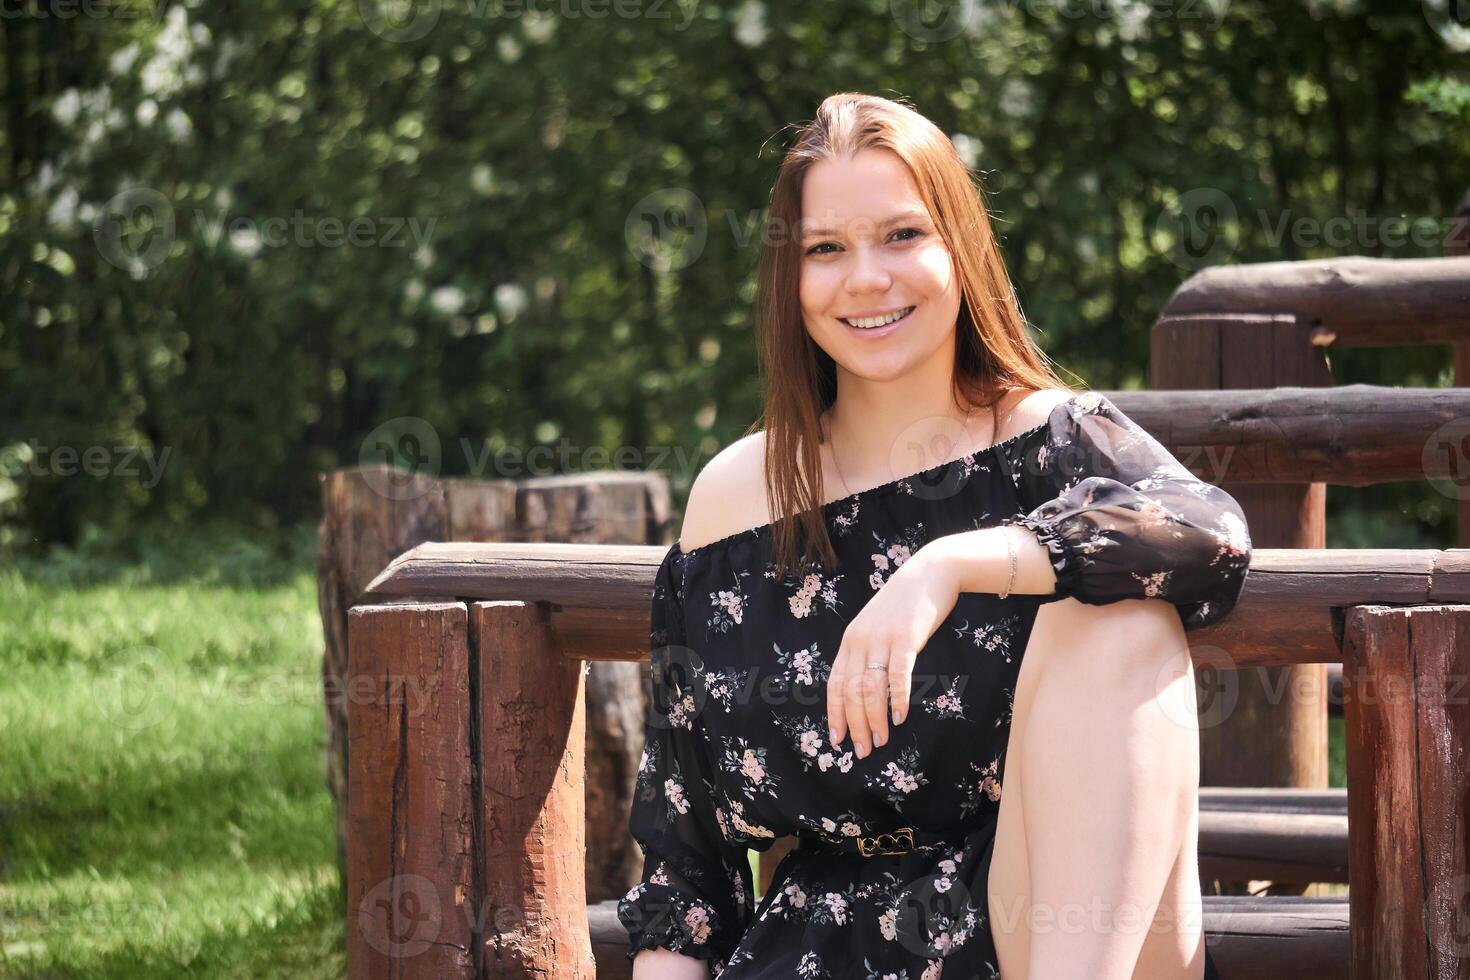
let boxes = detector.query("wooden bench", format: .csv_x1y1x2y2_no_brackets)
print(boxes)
345,525,1470,979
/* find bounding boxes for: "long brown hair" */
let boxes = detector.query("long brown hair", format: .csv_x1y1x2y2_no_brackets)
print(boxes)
747,92,1073,578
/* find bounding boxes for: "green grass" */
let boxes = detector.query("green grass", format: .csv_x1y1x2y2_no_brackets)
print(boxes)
0,524,343,978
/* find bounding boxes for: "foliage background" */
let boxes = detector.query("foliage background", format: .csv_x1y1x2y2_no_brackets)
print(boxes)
3,0,1468,556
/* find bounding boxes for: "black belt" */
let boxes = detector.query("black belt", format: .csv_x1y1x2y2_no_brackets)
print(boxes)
795,826,967,858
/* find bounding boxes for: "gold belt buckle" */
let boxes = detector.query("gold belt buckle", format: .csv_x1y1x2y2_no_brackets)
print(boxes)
856,827,914,856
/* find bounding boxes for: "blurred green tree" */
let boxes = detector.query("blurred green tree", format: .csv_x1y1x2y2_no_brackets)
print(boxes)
1,0,1466,552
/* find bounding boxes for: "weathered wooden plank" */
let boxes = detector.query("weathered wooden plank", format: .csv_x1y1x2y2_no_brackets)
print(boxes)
361,542,1470,667
473,600,595,979
346,601,474,980
1345,605,1470,980
1198,810,1349,884
1198,787,1346,816
1161,256,1470,347
1202,896,1349,980
1107,385,1470,486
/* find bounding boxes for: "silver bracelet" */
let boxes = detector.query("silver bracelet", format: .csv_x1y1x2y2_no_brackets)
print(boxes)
998,525,1018,600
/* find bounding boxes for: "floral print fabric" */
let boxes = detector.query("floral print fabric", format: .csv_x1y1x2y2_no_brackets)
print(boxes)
617,390,1250,978
999,391,1253,632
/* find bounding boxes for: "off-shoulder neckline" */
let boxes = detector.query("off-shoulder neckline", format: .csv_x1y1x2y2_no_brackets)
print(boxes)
673,390,1083,560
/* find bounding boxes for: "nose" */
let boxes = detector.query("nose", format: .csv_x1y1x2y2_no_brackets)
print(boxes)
843,243,892,295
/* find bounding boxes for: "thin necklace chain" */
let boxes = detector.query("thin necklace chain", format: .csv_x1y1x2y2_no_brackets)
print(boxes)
826,404,987,499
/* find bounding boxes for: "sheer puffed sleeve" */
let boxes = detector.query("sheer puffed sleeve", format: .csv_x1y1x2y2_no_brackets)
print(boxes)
617,543,752,969
1000,391,1252,632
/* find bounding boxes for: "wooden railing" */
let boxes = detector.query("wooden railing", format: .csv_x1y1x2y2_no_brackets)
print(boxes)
1153,255,1470,801
341,255,1470,979
345,533,1470,979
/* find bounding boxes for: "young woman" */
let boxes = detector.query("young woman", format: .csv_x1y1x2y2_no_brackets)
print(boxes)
618,92,1249,980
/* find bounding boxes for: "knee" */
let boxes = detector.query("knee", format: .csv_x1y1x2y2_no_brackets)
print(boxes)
1029,599,1202,783
1031,596,1190,683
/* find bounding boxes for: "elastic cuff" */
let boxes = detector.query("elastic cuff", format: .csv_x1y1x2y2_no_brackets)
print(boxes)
1002,513,1085,601
619,891,733,966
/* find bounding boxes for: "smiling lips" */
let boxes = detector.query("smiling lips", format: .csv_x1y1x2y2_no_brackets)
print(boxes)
840,305,916,332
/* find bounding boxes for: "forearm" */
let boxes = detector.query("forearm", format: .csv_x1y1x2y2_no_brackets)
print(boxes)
632,947,713,980
921,525,1058,599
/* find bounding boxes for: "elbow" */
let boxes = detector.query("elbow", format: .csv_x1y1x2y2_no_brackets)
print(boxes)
1177,548,1250,633
1088,525,1252,632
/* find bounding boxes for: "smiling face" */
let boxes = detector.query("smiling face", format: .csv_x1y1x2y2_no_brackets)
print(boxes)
798,148,964,384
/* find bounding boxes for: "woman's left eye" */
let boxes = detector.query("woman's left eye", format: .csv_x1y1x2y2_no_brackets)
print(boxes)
892,228,923,242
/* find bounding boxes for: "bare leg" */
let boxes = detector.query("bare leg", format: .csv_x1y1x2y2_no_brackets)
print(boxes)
986,596,1208,980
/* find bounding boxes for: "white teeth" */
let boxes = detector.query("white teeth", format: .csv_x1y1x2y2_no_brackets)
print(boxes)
843,306,914,330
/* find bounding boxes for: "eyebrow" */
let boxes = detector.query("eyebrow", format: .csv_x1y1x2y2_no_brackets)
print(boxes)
800,209,932,239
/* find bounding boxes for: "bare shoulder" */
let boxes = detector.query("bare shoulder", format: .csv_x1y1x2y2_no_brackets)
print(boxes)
994,387,1079,442
678,430,770,551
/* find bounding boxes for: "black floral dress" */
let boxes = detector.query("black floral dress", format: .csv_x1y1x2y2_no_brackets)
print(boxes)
618,391,1250,979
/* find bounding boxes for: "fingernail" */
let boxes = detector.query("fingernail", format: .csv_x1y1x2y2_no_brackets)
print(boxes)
856,742,866,757
830,728,840,743
874,732,886,747
892,708,901,725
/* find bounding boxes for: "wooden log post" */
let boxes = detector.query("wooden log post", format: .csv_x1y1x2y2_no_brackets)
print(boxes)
1151,314,1331,819
346,601,476,980
320,467,666,907
474,600,594,979
1343,605,1470,980
320,468,454,904
345,598,596,980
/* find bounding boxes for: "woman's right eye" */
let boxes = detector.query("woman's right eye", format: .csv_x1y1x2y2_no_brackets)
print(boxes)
805,242,838,256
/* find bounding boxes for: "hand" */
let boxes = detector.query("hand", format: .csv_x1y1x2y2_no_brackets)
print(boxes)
826,546,959,759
